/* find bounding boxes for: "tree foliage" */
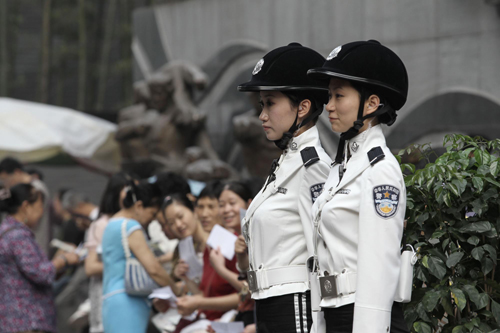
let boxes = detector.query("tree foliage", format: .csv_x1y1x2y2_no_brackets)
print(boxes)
400,134,500,332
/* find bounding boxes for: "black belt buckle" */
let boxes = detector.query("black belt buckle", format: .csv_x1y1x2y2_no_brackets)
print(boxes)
319,275,338,298
247,271,258,292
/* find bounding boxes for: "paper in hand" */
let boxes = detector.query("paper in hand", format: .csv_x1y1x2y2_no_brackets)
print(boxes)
206,225,237,260
211,321,245,333
148,286,178,309
178,236,203,280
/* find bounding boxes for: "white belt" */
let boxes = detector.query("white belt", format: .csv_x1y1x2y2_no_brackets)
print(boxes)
247,265,308,293
319,271,357,298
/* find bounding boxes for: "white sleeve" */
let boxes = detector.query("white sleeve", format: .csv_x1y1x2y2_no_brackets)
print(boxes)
353,159,406,333
298,160,331,257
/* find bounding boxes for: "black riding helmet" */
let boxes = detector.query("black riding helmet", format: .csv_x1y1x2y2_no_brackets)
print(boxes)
307,40,409,163
238,42,328,150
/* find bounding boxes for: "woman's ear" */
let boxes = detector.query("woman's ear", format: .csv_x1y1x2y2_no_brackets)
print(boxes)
297,99,312,122
365,94,381,116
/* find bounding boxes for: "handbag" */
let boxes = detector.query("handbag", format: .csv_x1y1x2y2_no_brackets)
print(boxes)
121,219,159,296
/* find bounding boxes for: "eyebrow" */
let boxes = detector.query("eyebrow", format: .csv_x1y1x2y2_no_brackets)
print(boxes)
262,94,275,98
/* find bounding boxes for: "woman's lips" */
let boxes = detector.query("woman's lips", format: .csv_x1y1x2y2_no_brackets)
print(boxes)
262,125,271,130
329,118,339,123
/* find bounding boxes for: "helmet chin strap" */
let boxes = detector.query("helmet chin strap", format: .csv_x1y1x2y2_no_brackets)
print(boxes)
334,93,393,165
273,102,323,150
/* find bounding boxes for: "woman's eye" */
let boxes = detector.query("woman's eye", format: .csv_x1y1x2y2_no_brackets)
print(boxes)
266,101,273,107
336,94,343,98
259,101,264,109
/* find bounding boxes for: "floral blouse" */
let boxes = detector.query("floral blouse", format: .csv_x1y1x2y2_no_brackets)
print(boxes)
0,216,57,333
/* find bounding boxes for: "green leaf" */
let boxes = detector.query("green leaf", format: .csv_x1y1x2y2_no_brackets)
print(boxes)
422,290,441,312
474,150,484,165
483,244,497,262
464,322,474,331
428,256,447,279
472,177,484,191
453,178,467,194
444,191,452,207
446,252,464,268
416,302,432,322
442,238,451,250
448,182,460,197
459,221,492,233
463,284,479,299
481,257,494,275
422,255,429,269
413,321,432,333
474,293,489,310
478,164,490,175
451,287,467,311
467,236,480,246
492,299,500,324
485,177,500,188
431,230,446,239
452,325,465,333
441,295,454,316
490,160,499,176
471,247,485,261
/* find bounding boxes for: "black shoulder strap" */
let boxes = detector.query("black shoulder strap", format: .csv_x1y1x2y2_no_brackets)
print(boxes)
301,146,320,167
367,146,385,165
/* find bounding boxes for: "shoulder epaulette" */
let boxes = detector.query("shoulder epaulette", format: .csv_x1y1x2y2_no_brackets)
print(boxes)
301,146,320,167
367,146,385,165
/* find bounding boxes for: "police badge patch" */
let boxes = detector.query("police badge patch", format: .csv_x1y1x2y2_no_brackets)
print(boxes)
373,185,400,218
310,183,324,203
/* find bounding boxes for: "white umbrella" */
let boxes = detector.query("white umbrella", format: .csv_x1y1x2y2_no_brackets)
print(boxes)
0,98,120,172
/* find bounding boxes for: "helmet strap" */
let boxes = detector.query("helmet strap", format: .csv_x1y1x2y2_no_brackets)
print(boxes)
273,110,300,150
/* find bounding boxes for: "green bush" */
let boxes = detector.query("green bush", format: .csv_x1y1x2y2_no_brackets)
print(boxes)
398,134,500,333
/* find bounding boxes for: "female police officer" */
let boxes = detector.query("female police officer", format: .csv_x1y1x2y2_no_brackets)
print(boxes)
307,40,409,333
237,43,332,333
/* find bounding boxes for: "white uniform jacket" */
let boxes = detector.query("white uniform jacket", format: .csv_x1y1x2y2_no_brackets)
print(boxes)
242,126,331,300
312,125,406,333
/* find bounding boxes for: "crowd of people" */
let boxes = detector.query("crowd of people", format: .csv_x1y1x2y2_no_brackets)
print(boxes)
1,39,410,333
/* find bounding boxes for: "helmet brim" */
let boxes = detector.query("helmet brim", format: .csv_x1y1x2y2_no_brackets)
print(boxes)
237,82,328,92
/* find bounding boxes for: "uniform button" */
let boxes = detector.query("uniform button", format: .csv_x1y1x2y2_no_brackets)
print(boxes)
386,326,389,332
259,264,263,269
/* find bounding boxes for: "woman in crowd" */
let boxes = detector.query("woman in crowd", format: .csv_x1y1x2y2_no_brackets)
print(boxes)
307,40,409,332
236,43,332,333
84,172,131,333
101,180,180,333
0,184,79,333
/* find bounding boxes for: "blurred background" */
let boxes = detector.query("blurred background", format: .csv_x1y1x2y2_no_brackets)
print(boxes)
1,0,500,202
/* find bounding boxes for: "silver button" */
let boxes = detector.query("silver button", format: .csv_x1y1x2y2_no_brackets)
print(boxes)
386,326,390,332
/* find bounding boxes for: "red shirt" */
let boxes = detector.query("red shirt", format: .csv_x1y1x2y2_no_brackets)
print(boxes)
198,247,238,320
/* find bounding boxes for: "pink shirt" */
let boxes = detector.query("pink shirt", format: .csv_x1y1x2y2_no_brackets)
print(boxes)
85,215,110,250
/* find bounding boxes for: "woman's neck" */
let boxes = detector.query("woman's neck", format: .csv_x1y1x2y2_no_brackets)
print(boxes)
11,212,28,227
114,208,144,226
293,122,314,137
192,222,208,252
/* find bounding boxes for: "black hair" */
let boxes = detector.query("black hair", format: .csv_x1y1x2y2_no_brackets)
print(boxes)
26,168,44,181
99,172,132,216
282,90,327,125
154,172,191,197
162,192,194,214
197,180,223,203
220,181,253,203
122,179,162,209
0,157,24,174
0,183,41,215
350,81,397,126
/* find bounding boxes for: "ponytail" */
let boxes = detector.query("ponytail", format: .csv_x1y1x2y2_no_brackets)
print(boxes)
122,179,162,209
